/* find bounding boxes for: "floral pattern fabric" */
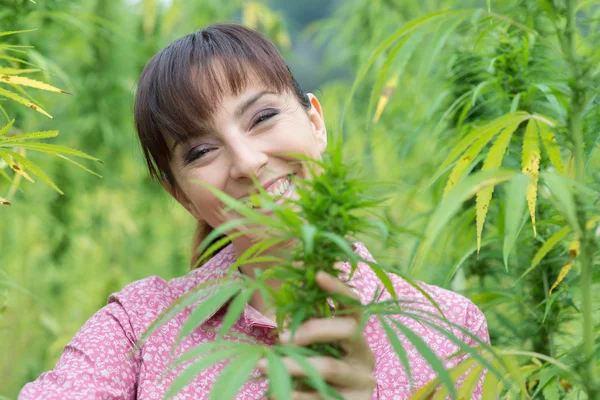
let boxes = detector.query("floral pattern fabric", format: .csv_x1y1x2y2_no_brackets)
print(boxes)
19,243,489,399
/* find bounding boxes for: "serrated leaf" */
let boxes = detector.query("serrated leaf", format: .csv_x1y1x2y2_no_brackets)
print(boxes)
266,351,293,400
209,350,262,400
379,317,413,389
444,113,528,195
542,172,580,234
178,285,241,344
0,130,58,142
165,346,241,399
476,121,519,251
548,261,574,296
434,113,527,189
412,169,516,272
538,122,564,174
217,288,254,339
503,174,529,270
0,142,99,161
0,118,14,136
516,226,571,283
522,119,541,236
456,364,484,400
0,68,40,75
0,75,68,94
0,29,37,37
1,148,61,193
0,87,52,118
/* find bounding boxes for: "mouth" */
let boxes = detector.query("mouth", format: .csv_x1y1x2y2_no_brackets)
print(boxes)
241,173,295,209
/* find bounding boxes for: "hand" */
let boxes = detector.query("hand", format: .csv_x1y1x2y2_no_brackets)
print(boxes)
258,270,377,400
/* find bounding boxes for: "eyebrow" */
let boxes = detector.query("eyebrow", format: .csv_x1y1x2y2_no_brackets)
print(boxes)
234,90,277,120
171,90,276,153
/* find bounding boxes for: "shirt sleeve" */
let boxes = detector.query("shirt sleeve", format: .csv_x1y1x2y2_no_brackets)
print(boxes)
18,301,140,400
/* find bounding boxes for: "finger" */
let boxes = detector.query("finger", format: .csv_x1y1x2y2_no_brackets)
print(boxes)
315,271,362,319
291,392,321,400
280,317,358,346
280,356,374,388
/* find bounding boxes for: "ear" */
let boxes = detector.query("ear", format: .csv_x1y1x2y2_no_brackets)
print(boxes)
164,179,203,221
306,93,327,154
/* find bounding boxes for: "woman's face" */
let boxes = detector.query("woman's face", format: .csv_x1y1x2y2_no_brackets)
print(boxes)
166,74,327,232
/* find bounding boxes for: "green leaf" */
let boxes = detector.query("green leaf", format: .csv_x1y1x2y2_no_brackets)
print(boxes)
503,174,529,270
515,226,571,283
538,122,564,174
178,285,241,344
165,346,241,399
390,319,456,399
0,118,14,136
365,261,396,298
0,142,100,161
445,114,527,195
0,130,58,142
379,317,413,389
412,169,516,272
0,29,37,37
209,350,262,400
0,87,52,118
1,148,62,193
217,288,254,339
434,113,528,189
266,351,293,400
344,10,466,123
475,121,520,251
301,224,317,255
542,172,581,234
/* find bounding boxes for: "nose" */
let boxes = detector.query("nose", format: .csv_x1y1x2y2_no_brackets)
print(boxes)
228,138,268,180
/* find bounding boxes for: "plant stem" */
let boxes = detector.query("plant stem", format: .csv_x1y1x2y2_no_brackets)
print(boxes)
559,0,598,395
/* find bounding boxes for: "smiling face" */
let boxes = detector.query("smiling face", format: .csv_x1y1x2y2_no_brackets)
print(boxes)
165,75,327,234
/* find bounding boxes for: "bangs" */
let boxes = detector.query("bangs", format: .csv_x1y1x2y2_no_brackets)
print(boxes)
135,24,300,185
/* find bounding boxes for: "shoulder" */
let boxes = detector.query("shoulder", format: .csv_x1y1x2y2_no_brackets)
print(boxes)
105,273,196,340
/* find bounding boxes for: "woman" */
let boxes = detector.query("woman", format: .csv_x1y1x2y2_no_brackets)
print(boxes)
20,24,489,399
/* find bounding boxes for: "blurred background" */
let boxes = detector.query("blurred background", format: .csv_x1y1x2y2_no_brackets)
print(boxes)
1,0,598,398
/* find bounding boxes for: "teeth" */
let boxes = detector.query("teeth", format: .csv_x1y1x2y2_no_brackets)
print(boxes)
241,175,291,209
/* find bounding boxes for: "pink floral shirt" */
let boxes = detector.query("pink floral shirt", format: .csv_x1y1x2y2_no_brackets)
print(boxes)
19,243,489,399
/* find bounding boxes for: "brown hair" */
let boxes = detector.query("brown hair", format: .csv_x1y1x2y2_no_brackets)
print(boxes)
134,23,310,268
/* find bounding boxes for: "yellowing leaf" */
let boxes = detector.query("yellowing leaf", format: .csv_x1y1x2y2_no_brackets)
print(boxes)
476,121,519,251
522,119,541,236
373,75,398,123
0,75,68,94
0,68,40,75
0,195,10,205
549,261,574,295
443,113,528,195
435,113,527,182
568,240,580,258
538,122,564,174
0,87,52,118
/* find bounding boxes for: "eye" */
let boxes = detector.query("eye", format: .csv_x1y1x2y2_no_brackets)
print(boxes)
251,109,278,128
185,147,213,164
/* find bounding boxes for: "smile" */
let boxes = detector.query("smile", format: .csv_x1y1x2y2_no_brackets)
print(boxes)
242,174,293,209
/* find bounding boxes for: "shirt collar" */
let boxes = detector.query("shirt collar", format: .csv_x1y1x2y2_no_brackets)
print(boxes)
187,242,381,329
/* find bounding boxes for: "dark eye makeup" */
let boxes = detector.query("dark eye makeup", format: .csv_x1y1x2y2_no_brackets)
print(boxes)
183,108,280,164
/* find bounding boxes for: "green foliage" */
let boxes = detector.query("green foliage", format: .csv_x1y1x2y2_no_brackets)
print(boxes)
2,0,600,399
